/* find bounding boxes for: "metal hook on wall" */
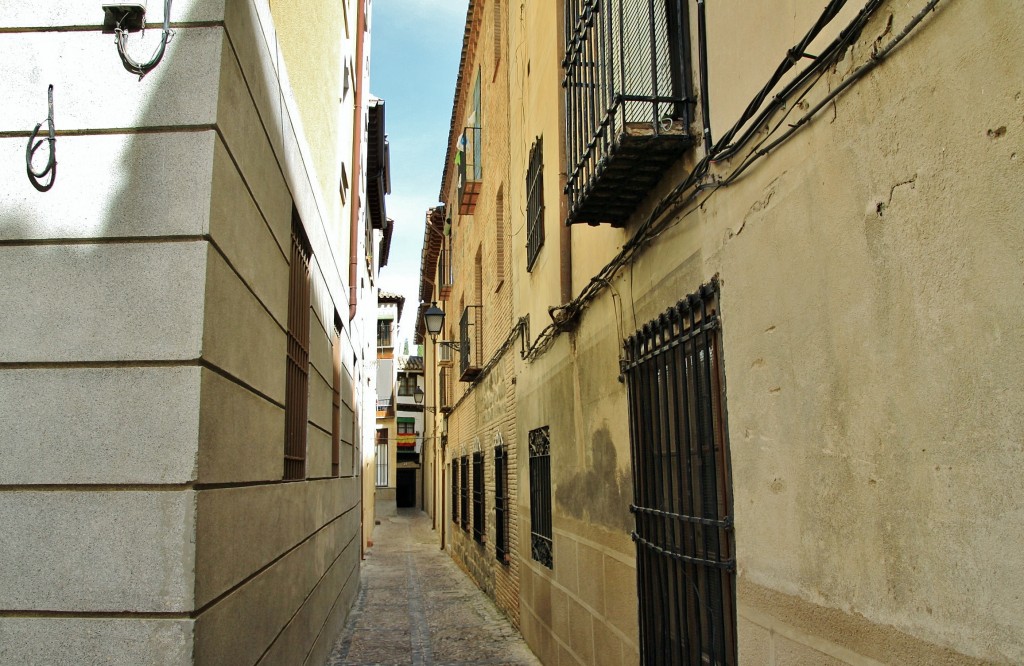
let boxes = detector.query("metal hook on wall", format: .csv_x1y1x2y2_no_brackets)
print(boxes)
26,84,57,192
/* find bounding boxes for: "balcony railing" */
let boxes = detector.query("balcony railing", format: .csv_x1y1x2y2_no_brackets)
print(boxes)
459,305,483,382
457,126,482,215
563,0,695,226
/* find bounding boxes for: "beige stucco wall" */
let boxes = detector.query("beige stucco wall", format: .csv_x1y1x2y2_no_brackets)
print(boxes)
473,0,1024,664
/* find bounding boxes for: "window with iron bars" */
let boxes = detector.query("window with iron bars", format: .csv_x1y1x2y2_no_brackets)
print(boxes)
562,0,694,226
529,426,552,568
331,316,342,477
284,211,311,480
525,138,545,272
623,279,736,665
451,461,459,525
473,451,485,544
375,430,388,488
460,456,470,532
494,445,509,565
377,319,393,347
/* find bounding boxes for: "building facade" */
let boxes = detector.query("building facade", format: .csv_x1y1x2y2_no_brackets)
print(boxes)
421,1,1024,664
374,291,404,525
0,0,383,662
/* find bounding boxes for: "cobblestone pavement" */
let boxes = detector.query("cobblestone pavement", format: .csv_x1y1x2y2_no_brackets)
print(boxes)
326,509,541,666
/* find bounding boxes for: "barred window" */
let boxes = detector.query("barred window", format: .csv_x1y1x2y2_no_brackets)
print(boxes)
473,452,485,543
525,138,545,272
494,444,509,564
529,426,552,568
623,280,736,665
284,211,311,480
451,461,459,525
375,431,388,488
460,456,470,532
331,314,342,477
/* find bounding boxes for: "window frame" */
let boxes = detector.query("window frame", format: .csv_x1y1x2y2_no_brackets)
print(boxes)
528,426,553,568
472,451,485,544
525,138,545,272
623,279,736,664
284,211,312,481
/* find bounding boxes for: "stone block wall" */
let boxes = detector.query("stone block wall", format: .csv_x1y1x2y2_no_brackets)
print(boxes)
0,1,365,663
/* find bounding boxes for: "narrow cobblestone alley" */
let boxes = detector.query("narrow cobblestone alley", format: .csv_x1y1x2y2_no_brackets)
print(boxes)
326,510,541,666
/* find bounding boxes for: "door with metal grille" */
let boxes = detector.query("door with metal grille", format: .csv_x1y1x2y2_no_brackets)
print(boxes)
623,280,736,665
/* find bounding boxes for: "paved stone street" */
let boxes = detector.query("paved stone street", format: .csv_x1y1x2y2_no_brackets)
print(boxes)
326,509,541,666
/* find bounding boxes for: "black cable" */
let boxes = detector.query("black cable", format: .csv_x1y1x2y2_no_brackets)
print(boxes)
26,84,57,192
524,0,946,364
115,0,174,80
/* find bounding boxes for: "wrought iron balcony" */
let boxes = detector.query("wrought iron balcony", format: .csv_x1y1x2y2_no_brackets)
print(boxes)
563,0,695,227
459,305,483,382
457,126,482,215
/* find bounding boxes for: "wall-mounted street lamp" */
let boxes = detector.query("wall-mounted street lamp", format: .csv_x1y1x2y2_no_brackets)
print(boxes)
413,386,425,405
422,301,463,352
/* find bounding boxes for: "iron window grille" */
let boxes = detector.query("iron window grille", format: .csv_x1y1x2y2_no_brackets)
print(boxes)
623,279,736,665
377,319,393,348
459,305,483,382
451,461,459,525
375,431,388,488
525,138,545,272
473,452,486,543
562,0,695,226
529,426,553,568
461,456,470,532
331,319,342,477
494,445,510,564
284,213,312,481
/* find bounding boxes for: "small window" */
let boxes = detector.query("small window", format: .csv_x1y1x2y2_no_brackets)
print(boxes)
399,372,418,396
525,138,545,272
397,420,415,435
473,451,485,544
529,426,552,568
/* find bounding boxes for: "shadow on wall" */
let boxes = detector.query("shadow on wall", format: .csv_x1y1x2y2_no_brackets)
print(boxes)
556,425,633,533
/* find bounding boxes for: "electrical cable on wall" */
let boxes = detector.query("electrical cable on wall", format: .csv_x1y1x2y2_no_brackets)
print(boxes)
26,84,57,192
516,0,947,364
114,0,174,79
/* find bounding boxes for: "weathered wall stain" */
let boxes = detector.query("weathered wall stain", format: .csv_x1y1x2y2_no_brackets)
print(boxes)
556,425,633,533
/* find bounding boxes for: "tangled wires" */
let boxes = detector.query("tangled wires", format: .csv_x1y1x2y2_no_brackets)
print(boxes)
26,84,57,192
114,0,174,80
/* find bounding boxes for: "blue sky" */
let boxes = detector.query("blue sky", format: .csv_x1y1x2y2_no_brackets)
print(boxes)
370,0,469,347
